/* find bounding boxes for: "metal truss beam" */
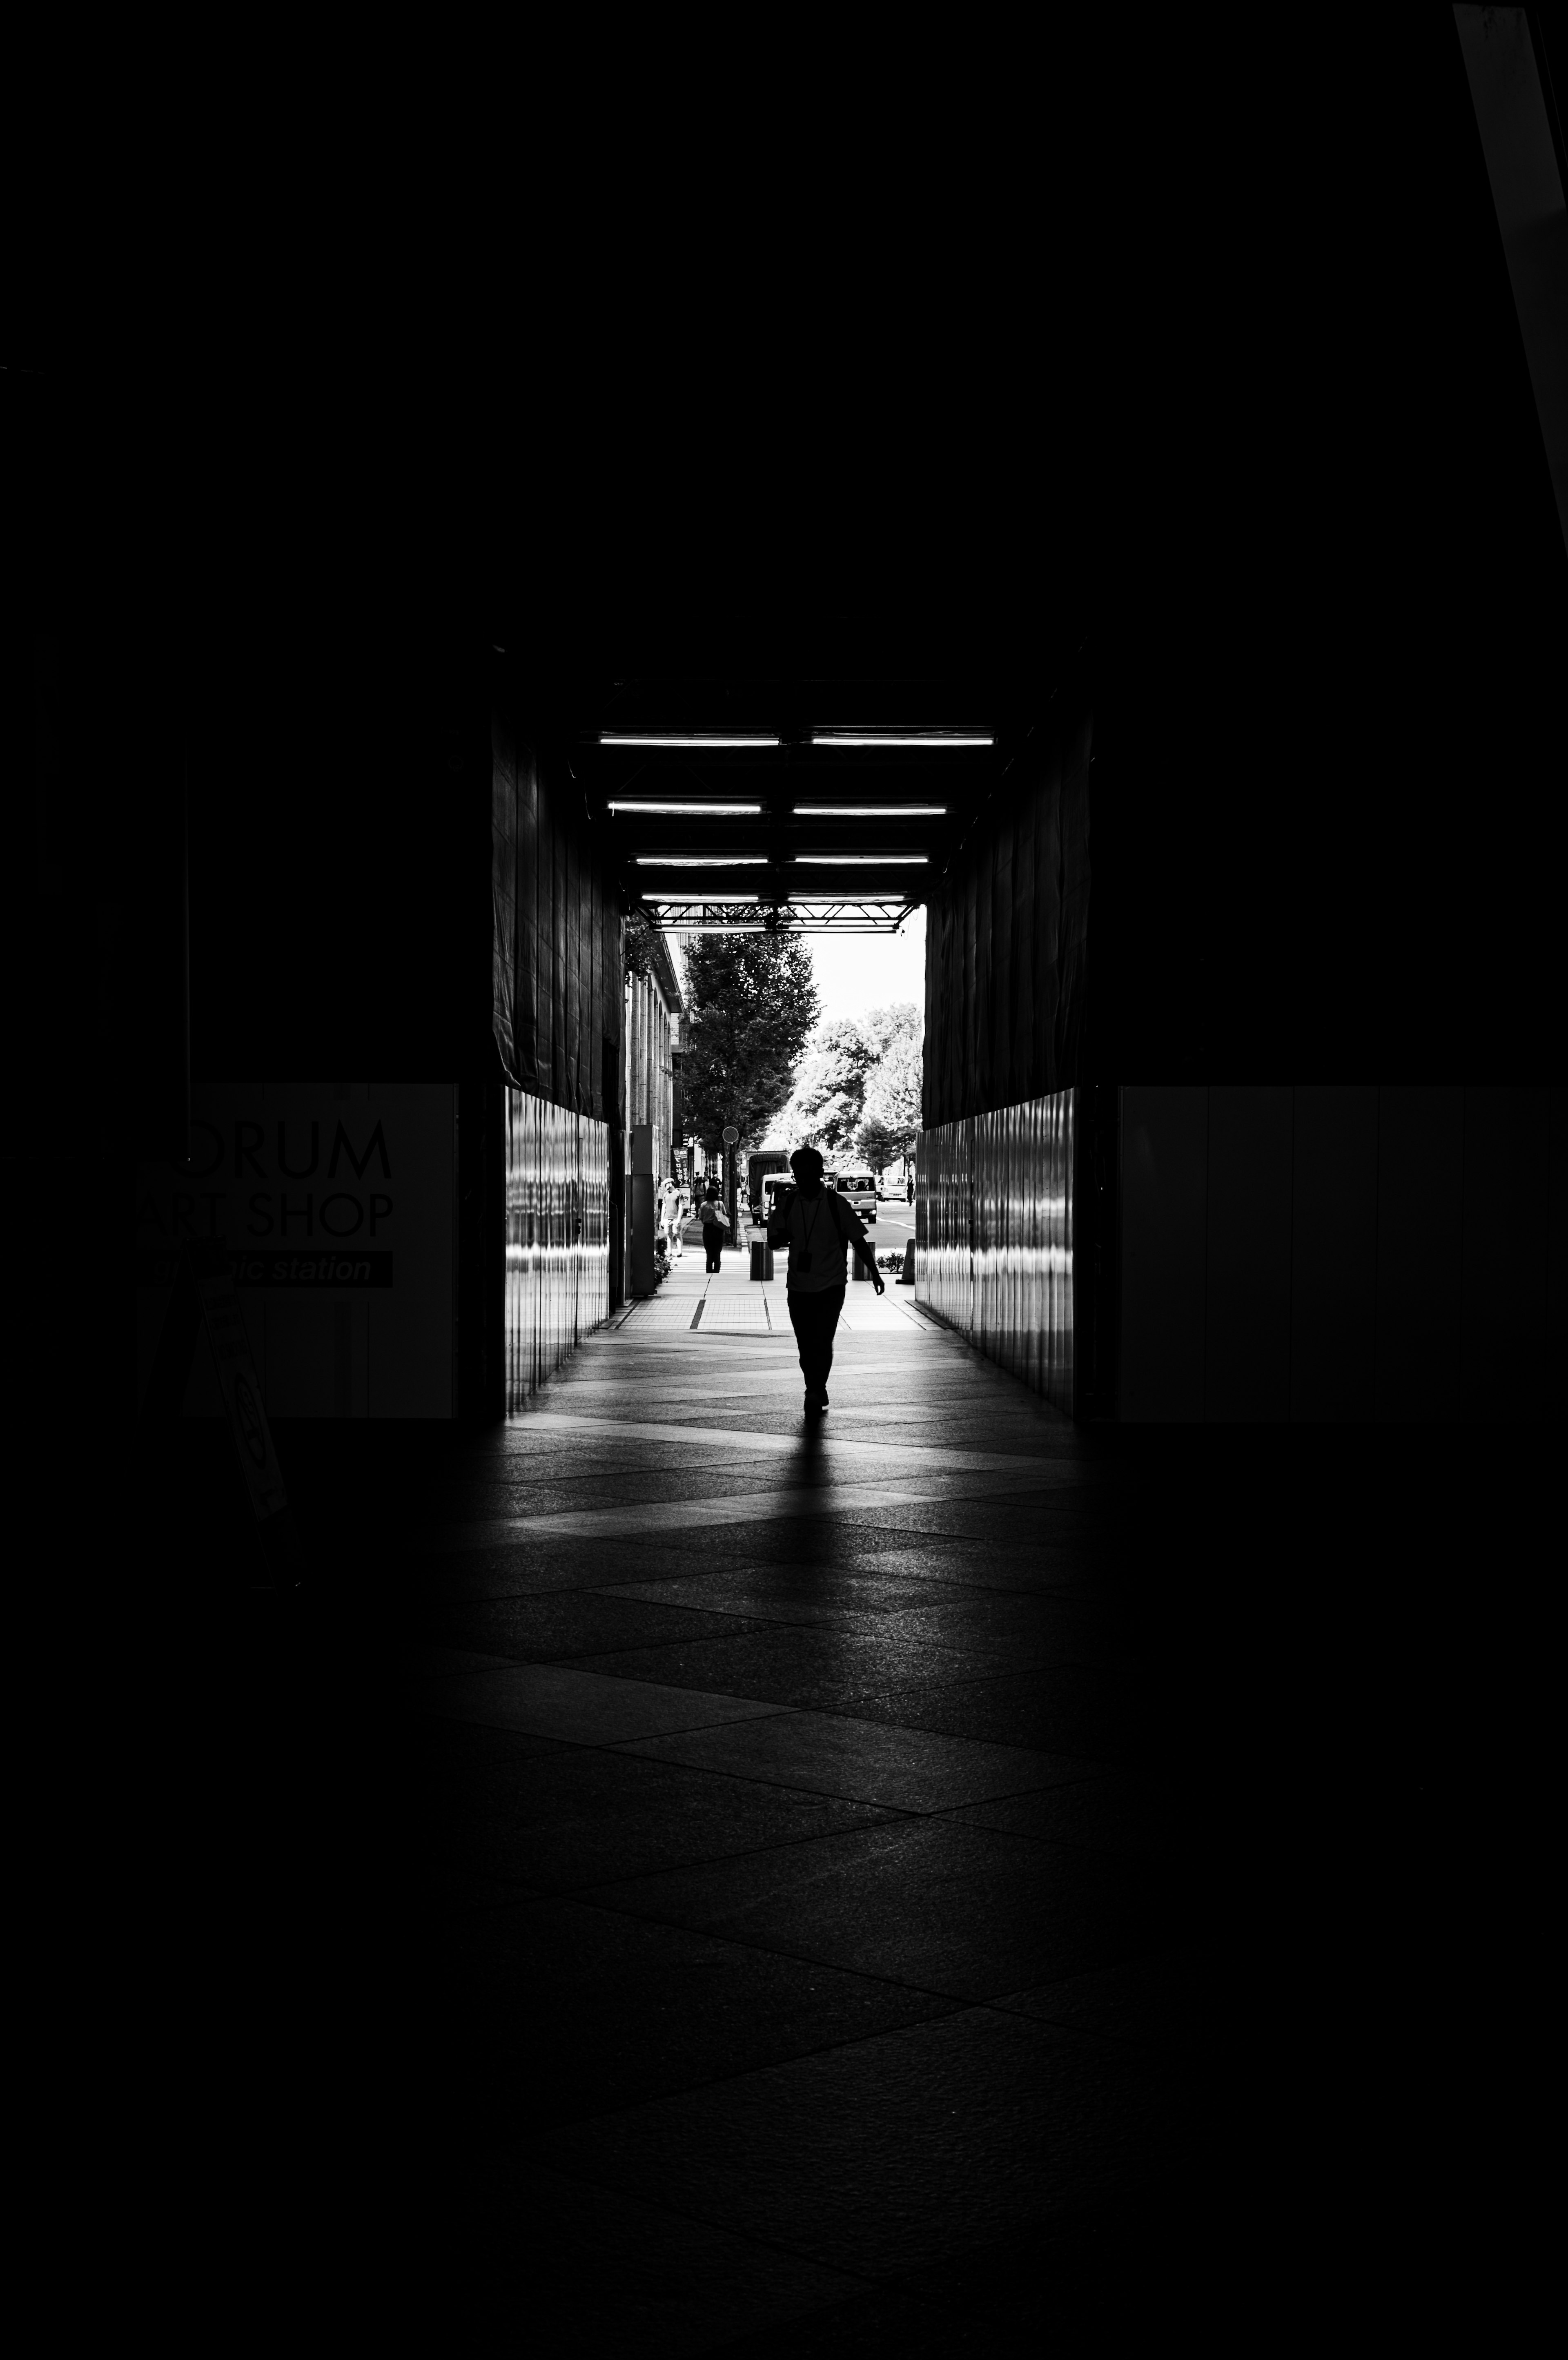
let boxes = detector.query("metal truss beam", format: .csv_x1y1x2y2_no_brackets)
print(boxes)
641,898,918,935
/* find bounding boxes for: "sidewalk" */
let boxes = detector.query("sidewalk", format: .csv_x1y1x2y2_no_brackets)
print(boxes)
623,1227,929,1338
144,1299,1541,2349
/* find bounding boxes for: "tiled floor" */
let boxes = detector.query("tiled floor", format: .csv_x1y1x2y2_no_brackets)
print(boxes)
138,1260,1541,2349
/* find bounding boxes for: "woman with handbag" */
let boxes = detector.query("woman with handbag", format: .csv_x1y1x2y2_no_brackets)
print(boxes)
699,1186,730,1274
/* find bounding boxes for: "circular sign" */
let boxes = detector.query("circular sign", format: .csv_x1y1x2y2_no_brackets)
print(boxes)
722,1125,739,1144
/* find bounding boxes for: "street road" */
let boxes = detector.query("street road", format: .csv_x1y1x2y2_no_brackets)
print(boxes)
870,1193,915,1244
684,1191,915,1252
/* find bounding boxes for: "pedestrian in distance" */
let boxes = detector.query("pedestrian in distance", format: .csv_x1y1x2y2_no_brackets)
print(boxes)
766,1145,884,1417
906,1172,914,1206
699,1186,730,1273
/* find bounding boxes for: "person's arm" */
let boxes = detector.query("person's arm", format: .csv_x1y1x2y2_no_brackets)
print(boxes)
850,1230,886,1293
837,1199,885,1293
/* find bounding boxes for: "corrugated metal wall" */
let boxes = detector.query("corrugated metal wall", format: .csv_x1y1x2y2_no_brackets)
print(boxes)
504,1090,612,1411
916,1090,1076,1415
492,686,622,1121
923,708,1091,1128
915,693,1091,1415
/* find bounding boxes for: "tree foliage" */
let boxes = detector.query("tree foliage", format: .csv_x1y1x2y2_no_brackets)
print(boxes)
858,1025,923,1169
771,1001,924,1170
622,911,659,981
772,1017,879,1159
680,932,819,1153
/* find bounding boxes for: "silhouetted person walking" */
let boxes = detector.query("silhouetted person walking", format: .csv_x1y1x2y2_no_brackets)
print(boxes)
767,1145,884,1416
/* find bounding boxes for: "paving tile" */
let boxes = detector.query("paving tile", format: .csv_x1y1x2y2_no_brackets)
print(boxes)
989,1948,1234,2051
603,1564,1006,1626
175,1296,1479,2347
390,1537,707,1600
540,2007,1178,2278
569,1623,1005,1705
407,1894,961,2130
826,1539,1108,1593
430,1591,772,1662
844,1664,1150,1761
376,2159,863,2355
617,1710,1098,1812
833,1499,1114,1549
405,1743,900,1892
584,1816,1151,2001
392,1645,522,1678
695,2197,1215,2356
940,1773,1179,1857
409,1662,788,1745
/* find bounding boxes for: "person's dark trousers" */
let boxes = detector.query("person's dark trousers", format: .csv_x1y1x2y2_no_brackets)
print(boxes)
704,1235,723,1272
787,1285,845,1400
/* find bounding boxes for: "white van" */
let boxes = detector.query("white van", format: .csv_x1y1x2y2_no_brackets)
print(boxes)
762,1169,873,1223
761,1173,793,1224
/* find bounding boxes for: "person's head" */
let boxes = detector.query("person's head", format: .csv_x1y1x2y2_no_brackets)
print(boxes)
790,1145,825,1197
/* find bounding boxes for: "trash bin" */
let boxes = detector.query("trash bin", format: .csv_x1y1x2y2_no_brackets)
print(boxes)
852,1253,872,1281
749,1239,775,1281
896,1240,915,1286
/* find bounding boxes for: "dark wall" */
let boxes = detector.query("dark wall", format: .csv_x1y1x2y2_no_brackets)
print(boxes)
923,701,1093,1127
186,633,494,1085
1087,16,1565,1083
1118,1085,1566,1422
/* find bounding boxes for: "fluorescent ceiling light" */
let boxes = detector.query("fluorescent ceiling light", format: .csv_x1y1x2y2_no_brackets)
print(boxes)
792,804,946,818
664,923,765,933
608,800,762,815
635,856,768,867
795,855,928,866
810,732,992,747
644,894,760,905
788,893,915,903
599,733,779,749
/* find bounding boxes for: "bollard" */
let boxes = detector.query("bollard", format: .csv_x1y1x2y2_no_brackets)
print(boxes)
896,1239,915,1285
749,1239,765,1281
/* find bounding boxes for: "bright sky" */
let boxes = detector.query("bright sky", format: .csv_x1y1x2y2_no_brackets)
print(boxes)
804,904,925,1032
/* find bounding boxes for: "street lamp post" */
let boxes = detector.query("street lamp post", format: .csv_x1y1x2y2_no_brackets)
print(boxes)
722,1123,739,1246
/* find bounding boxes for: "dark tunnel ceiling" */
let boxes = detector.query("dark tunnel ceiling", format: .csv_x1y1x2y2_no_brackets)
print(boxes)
512,597,1086,933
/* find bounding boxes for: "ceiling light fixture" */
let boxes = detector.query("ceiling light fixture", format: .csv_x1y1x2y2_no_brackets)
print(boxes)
599,733,779,749
788,893,915,904
608,801,762,815
810,731,992,748
644,894,760,905
791,804,947,818
662,923,766,934
794,855,928,866
635,856,768,867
